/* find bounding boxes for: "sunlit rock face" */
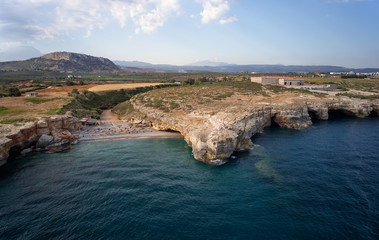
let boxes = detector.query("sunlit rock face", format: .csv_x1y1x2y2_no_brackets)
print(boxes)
130,91,378,165
0,116,81,166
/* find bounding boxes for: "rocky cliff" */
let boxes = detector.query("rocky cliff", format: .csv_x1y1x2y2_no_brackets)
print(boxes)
0,116,81,167
127,84,378,165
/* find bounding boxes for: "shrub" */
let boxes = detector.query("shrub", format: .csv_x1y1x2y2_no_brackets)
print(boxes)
8,87,21,96
185,79,195,85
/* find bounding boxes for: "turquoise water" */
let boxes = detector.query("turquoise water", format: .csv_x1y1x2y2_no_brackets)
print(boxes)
0,117,378,239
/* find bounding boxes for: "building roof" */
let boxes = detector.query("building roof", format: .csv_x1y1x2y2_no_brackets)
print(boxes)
86,118,98,124
260,76,304,80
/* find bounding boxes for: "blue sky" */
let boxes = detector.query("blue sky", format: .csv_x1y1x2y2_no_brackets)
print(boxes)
0,0,378,67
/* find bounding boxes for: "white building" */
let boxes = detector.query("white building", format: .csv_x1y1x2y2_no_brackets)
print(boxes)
251,76,304,86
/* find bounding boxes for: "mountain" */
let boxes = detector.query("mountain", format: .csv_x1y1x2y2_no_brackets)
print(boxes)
185,60,236,67
0,52,120,73
114,60,155,69
115,60,379,73
0,46,42,62
2,51,377,74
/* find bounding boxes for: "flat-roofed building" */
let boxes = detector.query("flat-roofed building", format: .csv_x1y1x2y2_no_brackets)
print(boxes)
251,76,304,86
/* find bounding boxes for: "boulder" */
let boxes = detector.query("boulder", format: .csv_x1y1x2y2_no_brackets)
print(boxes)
36,134,54,148
46,139,72,153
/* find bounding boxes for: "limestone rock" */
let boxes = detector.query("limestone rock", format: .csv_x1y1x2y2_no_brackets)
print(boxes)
0,116,80,166
36,134,54,148
46,139,72,153
131,93,378,165
20,148,33,155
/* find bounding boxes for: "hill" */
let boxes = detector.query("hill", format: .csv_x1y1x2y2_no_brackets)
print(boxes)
0,52,120,73
115,60,379,73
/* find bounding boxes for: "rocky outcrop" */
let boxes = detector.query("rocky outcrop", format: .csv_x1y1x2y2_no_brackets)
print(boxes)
131,94,378,165
0,116,81,167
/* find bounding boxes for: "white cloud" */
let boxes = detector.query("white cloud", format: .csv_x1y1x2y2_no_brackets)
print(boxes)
197,0,236,24
0,0,180,42
219,16,237,24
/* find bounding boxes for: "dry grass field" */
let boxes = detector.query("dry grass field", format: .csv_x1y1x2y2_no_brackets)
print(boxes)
88,83,164,92
0,95,69,123
37,85,96,97
0,83,165,123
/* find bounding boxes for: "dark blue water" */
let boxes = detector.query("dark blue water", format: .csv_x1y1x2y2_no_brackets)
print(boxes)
0,118,378,240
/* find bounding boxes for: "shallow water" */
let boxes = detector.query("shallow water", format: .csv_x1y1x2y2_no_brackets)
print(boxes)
0,117,378,239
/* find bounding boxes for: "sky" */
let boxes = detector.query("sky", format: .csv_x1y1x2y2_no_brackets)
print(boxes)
0,0,378,67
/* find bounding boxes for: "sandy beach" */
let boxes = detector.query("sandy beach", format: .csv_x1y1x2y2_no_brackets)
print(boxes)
77,129,183,142
73,117,182,142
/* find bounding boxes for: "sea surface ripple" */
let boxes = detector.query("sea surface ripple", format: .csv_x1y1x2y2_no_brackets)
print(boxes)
0,117,378,239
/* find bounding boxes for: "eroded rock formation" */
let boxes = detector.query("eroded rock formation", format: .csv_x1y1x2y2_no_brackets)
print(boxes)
0,116,81,167
131,94,378,165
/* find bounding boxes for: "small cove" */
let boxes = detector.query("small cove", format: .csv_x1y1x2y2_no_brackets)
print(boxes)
0,117,378,239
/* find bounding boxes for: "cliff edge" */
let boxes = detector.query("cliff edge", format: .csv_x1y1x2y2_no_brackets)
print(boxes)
0,116,81,167
122,82,378,165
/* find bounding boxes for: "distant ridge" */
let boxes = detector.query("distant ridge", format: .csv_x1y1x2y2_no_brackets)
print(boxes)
0,46,42,62
1,51,378,74
0,52,120,73
185,60,236,67
115,60,379,73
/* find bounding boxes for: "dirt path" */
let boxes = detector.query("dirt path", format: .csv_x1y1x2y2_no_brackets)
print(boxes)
100,109,119,123
88,83,164,92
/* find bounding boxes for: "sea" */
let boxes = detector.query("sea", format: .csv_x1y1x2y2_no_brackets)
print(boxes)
0,117,378,240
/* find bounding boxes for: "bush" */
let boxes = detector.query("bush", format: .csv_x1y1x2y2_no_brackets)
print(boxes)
66,80,75,86
336,93,379,99
68,88,79,97
8,87,21,96
185,79,195,85
61,85,176,118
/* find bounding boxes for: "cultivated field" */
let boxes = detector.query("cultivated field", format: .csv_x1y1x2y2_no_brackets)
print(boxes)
0,82,167,123
88,83,165,92
37,85,95,97
0,95,69,123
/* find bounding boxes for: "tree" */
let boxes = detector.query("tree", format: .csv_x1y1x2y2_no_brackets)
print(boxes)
66,80,75,86
185,79,195,85
68,88,79,97
8,87,21,97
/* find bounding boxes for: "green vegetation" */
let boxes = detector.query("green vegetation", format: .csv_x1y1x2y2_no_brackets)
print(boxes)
341,74,367,79
304,77,379,92
62,84,175,118
24,97,61,104
113,101,148,121
336,93,379,99
0,86,21,97
0,106,26,116
0,117,35,124
133,81,269,114
113,101,135,116
265,85,326,97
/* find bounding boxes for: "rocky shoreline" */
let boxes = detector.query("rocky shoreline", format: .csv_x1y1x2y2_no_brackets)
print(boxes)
130,94,379,165
1,94,378,167
0,116,182,168
0,116,81,167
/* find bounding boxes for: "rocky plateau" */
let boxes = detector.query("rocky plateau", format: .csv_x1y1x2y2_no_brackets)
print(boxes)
129,89,379,165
